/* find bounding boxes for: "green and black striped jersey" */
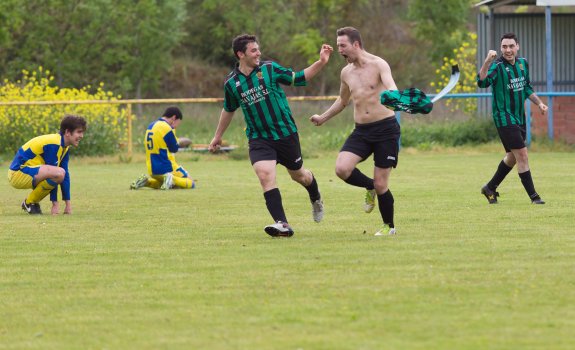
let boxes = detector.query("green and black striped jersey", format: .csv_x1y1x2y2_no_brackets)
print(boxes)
477,56,535,128
223,61,306,140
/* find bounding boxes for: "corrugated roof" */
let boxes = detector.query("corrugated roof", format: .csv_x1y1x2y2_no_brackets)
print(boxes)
475,0,575,6
474,0,537,7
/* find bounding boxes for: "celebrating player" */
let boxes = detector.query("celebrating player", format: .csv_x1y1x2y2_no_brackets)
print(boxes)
310,26,399,236
477,32,547,204
209,34,333,237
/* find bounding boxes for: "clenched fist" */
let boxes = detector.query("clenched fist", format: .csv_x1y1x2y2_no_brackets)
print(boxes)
485,50,497,64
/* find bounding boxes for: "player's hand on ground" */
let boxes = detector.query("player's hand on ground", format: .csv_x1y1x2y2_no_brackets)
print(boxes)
51,201,59,215
208,137,221,153
538,103,548,114
309,114,324,126
485,50,497,64
319,44,333,63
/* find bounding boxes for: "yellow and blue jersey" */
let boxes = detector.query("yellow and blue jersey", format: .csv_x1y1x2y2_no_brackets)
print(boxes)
145,118,180,176
9,133,71,200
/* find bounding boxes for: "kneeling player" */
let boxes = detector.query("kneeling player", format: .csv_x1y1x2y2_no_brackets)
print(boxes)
130,106,195,190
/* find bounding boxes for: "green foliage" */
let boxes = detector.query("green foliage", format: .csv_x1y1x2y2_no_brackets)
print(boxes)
183,0,296,65
110,0,187,98
300,128,353,158
0,0,186,98
179,0,370,95
0,1,480,98
401,117,496,148
408,0,475,63
292,29,325,65
432,32,478,113
0,0,22,50
0,68,126,156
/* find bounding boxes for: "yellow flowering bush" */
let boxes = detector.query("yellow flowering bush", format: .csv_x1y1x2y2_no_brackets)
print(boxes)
0,67,126,156
431,32,478,114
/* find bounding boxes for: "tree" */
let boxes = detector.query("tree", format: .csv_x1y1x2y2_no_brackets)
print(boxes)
178,0,372,95
0,0,24,73
0,0,186,98
109,0,187,98
408,0,475,63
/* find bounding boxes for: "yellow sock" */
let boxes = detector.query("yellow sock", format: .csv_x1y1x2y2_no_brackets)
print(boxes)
26,179,56,204
147,177,162,189
173,176,194,189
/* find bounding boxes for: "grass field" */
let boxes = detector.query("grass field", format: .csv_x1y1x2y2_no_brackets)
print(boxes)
1,149,574,349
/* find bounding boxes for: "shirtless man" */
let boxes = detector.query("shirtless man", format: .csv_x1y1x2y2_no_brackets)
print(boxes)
310,26,399,236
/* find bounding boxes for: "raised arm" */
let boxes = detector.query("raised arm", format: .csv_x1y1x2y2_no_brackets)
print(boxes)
303,44,333,81
479,50,497,81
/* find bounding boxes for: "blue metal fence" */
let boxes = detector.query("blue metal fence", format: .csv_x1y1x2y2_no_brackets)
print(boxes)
398,91,575,146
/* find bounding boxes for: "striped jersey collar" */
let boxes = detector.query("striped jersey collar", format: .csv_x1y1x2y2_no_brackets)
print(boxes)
233,62,261,77
497,56,524,66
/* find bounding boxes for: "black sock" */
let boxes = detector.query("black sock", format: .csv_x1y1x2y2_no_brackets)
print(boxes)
304,174,321,202
487,160,513,190
344,168,374,190
263,188,287,223
518,170,539,200
377,190,394,228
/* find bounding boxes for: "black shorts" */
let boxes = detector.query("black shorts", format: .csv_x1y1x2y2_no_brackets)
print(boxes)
340,117,401,168
497,124,526,152
248,133,303,171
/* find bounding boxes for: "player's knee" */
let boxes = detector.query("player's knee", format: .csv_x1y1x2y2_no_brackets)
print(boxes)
256,170,274,185
517,153,529,164
289,172,304,183
288,168,309,185
54,168,66,183
256,169,272,179
335,165,351,180
504,156,516,167
373,179,388,193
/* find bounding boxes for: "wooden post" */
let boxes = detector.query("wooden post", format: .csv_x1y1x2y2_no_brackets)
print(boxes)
127,103,133,157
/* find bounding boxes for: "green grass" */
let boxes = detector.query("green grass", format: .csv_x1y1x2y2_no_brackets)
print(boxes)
1,150,574,349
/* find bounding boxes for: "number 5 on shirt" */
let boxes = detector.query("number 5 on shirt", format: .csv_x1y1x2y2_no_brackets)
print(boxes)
146,132,154,150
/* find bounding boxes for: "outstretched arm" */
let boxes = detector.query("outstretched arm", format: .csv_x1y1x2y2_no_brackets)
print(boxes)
209,109,235,152
310,78,351,126
303,44,333,81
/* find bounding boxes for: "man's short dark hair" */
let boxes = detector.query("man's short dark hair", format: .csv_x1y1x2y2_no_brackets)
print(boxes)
232,34,258,59
163,106,183,120
500,32,519,44
60,115,86,134
337,26,363,49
